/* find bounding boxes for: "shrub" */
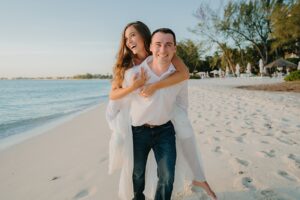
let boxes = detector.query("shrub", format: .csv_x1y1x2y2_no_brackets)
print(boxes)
284,70,300,81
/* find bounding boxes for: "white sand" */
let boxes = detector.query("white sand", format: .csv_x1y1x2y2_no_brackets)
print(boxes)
0,104,119,200
0,77,299,200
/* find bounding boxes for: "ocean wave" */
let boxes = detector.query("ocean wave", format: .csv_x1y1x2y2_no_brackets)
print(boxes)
0,105,94,139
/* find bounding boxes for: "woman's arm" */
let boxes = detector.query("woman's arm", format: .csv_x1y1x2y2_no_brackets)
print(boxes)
140,55,189,97
109,68,147,100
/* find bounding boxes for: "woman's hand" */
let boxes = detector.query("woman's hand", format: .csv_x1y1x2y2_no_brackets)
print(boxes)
130,67,148,90
139,84,157,97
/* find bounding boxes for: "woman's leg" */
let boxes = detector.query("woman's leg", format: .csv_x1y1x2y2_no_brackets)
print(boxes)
180,136,217,199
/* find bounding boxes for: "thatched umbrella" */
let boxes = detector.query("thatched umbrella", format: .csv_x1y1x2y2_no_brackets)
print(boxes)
264,58,297,69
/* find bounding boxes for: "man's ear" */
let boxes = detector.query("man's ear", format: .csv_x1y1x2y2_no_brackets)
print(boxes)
149,43,153,52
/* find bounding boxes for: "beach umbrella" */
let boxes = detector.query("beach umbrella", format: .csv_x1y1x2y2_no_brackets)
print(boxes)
218,69,223,77
235,64,240,76
259,59,264,74
225,66,229,77
246,63,251,74
264,58,297,69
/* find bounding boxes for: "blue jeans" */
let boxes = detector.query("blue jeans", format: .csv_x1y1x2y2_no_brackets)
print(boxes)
132,121,176,200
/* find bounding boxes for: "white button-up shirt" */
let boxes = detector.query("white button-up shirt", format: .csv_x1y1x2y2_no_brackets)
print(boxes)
124,56,188,126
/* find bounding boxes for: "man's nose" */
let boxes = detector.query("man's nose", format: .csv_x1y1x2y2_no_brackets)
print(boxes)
160,45,166,52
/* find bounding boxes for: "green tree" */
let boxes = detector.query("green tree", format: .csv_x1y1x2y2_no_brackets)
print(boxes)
191,3,239,74
271,0,300,56
176,39,202,73
219,0,276,64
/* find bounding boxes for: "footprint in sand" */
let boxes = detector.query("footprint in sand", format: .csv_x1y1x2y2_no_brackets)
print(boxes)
99,156,108,163
242,177,256,190
265,132,274,136
264,123,272,129
256,189,290,200
236,158,249,167
235,136,244,143
50,176,60,181
213,137,220,142
288,154,300,169
261,149,276,158
213,146,221,153
260,140,269,144
281,130,289,135
73,187,97,200
277,137,297,145
281,118,290,122
277,170,297,182
73,189,89,199
226,129,234,133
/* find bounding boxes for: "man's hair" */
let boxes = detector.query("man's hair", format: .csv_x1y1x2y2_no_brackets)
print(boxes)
151,28,176,45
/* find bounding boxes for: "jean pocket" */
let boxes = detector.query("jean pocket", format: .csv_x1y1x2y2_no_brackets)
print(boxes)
161,122,174,130
132,126,145,134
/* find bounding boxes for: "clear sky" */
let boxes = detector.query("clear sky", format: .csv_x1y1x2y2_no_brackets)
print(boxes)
0,0,226,78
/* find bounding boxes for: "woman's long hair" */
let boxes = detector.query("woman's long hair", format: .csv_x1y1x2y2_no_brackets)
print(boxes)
113,21,151,87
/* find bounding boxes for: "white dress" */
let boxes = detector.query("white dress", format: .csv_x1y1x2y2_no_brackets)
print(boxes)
106,71,205,200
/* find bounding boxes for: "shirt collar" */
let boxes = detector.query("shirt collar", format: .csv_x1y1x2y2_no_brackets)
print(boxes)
145,56,176,79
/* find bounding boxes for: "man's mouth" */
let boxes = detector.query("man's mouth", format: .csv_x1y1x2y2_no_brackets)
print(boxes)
158,54,168,58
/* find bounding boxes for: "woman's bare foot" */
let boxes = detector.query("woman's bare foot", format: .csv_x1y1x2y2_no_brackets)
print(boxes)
192,180,217,200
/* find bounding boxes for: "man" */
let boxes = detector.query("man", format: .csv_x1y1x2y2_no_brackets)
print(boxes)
124,28,188,200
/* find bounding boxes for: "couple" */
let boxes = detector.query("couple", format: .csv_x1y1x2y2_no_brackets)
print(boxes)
106,21,217,200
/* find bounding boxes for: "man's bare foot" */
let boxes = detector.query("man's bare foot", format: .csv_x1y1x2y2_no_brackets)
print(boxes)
192,180,217,200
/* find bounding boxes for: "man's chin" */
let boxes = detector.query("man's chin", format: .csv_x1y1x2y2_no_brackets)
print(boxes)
158,59,171,65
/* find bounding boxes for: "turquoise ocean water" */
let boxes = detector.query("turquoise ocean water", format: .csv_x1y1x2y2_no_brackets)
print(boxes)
0,79,110,147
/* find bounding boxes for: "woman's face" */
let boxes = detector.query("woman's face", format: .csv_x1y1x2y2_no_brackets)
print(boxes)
124,25,145,55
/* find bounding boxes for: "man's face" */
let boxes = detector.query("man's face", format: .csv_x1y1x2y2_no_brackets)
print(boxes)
150,32,176,65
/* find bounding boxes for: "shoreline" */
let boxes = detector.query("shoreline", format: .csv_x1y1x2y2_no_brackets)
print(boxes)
0,101,107,151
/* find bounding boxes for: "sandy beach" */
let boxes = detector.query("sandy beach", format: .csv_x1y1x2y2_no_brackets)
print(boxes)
0,78,299,200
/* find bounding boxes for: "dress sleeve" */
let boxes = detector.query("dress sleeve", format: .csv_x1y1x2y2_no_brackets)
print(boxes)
176,81,188,113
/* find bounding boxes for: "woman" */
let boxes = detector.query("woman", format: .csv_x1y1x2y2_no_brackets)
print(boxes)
106,21,217,200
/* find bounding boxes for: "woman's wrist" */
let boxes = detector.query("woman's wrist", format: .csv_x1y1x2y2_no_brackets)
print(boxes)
150,82,160,90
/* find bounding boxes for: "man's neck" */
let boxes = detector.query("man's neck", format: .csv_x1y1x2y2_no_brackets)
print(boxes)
148,60,171,77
